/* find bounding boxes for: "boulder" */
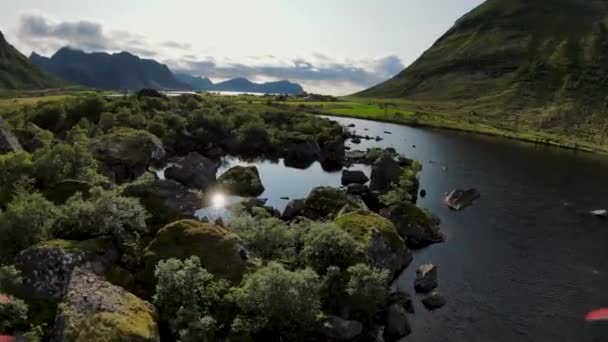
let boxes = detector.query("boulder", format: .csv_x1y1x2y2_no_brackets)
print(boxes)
123,180,204,227
165,152,218,190
421,291,446,310
346,183,369,196
370,155,401,191
284,138,321,169
342,170,369,186
334,210,412,276
320,316,363,341
345,150,367,163
218,165,265,197
15,237,119,300
414,264,438,293
142,220,248,288
282,199,306,221
380,202,444,248
320,136,346,165
443,188,480,210
303,187,366,220
0,117,22,154
53,269,159,342
90,128,165,183
384,304,412,341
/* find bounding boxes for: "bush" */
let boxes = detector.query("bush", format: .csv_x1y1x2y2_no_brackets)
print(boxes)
320,266,348,314
0,151,33,207
154,257,228,342
345,264,390,324
232,262,321,339
0,295,28,334
29,102,66,132
0,189,60,260
228,212,295,261
300,222,361,274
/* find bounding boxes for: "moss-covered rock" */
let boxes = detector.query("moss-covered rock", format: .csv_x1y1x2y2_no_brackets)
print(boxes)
334,210,411,276
217,165,265,197
380,201,444,248
54,269,159,342
164,152,218,190
303,187,366,220
142,220,248,289
91,128,165,183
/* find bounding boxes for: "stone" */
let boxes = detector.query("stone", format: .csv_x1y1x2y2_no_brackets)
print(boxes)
384,304,411,341
303,187,366,220
284,138,321,169
422,291,446,310
218,165,265,197
443,188,480,210
341,170,369,186
414,264,438,293
370,155,401,191
380,202,444,249
320,316,363,341
165,152,218,190
0,117,22,154
282,199,306,221
346,183,369,195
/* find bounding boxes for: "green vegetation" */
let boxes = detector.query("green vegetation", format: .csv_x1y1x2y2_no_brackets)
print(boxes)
334,210,403,250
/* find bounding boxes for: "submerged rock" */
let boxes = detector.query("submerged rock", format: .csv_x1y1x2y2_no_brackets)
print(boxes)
282,198,306,221
342,170,369,186
165,152,218,190
384,304,412,341
303,186,366,220
414,264,438,293
320,316,363,341
218,165,265,197
53,269,159,342
380,202,444,248
421,291,446,310
443,188,480,210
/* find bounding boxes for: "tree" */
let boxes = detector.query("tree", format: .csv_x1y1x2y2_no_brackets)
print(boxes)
228,212,295,261
300,222,361,274
0,151,33,207
154,257,228,342
345,264,390,324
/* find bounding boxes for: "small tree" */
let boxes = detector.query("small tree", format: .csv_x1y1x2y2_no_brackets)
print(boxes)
229,212,295,261
345,264,390,324
300,222,361,274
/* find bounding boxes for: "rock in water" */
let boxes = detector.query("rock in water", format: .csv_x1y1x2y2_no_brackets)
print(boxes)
165,152,218,190
284,138,321,169
422,291,447,310
303,187,366,220
590,209,608,218
0,117,22,154
370,155,401,191
443,188,480,210
380,201,444,248
414,264,438,293
384,304,412,341
319,316,363,341
218,165,265,197
282,199,306,221
341,170,369,186
53,269,160,342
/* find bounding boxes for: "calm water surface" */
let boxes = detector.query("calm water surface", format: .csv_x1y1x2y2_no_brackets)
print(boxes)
194,116,608,341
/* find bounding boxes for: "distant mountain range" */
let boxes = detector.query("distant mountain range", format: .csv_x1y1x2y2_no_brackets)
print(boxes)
175,74,304,94
0,30,62,90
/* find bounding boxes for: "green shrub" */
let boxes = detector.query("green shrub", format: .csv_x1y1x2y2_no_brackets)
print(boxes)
0,151,33,207
154,257,228,342
0,295,28,334
228,212,295,261
300,222,362,274
345,264,390,324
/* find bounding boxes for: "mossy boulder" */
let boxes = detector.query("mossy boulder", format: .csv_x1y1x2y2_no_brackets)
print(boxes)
380,202,444,249
142,220,248,289
165,152,218,190
370,155,401,192
218,166,265,197
54,269,159,342
334,210,411,276
303,187,366,220
91,128,165,183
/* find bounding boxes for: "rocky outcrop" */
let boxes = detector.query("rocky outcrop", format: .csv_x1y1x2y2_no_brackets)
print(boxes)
341,170,369,186
319,316,363,341
165,152,218,190
218,165,265,197
281,199,306,221
370,155,401,191
15,237,119,300
0,117,22,154
53,269,159,342
421,291,446,310
284,138,321,169
303,187,366,220
123,180,203,227
414,264,438,293
142,220,248,288
90,128,165,183
380,202,444,248
334,210,411,276
443,189,480,210
384,304,411,341
320,136,346,167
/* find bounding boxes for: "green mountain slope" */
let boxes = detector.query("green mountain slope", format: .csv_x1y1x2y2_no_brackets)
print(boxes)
358,0,608,143
0,30,62,90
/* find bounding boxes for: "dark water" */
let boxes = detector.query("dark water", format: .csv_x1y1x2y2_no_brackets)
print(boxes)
197,116,608,341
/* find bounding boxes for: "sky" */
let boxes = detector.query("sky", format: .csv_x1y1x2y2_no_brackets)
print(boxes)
0,0,485,94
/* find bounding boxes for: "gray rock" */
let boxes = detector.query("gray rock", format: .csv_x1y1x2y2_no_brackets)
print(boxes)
165,152,218,190
370,155,401,191
321,136,346,165
414,264,438,293
320,316,363,341
346,183,369,195
443,189,480,210
380,202,444,248
0,117,22,154
282,199,306,220
342,170,369,186
384,304,412,341
422,291,447,310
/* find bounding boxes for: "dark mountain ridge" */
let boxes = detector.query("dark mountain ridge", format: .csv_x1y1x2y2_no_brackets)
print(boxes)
176,74,304,95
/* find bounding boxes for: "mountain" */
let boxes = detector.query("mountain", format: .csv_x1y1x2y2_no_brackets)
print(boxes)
31,47,190,90
177,74,304,95
358,0,608,132
0,30,62,90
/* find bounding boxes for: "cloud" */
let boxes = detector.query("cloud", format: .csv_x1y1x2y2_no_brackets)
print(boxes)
161,41,191,50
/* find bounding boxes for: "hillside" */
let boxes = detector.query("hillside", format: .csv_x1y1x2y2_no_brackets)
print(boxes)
177,74,304,95
31,47,190,90
357,0,608,144
0,30,62,90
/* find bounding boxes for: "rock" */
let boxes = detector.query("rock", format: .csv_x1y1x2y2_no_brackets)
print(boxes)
303,187,367,220
419,189,427,198
375,136,384,142
236,197,268,210
342,170,369,186
142,220,248,288
345,150,367,163
282,199,306,221
421,291,446,310
165,152,218,190
90,128,165,183
320,316,363,341
347,183,369,195
334,210,412,276
284,138,321,169
384,131,392,135
347,124,356,128
214,217,225,227
218,166,264,197
123,180,204,227
384,304,411,341
414,264,438,293
370,155,401,191
351,137,362,144
380,202,444,249
0,117,22,154
280,196,290,200
53,269,160,342
15,237,119,300
443,188,480,210
43,179,92,204
590,209,608,218
320,135,346,166
13,123,47,152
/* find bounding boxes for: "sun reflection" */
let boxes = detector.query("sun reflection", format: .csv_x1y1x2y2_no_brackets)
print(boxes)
211,193,226,209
